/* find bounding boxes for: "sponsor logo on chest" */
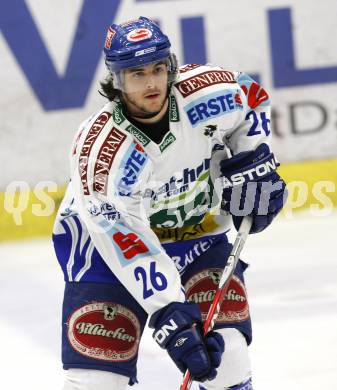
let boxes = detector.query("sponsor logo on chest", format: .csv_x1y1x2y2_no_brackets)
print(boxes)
93,127,126,195
145,158,210,200
117,142,148,196
184,90,242,127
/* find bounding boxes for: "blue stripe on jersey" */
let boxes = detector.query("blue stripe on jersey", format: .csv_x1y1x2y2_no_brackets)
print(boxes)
53,215,119,283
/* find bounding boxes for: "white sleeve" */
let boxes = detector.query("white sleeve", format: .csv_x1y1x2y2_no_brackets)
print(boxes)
221,72,272,155
71,114,185,316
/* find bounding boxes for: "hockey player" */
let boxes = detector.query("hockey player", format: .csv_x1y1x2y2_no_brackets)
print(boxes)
53,16,287,390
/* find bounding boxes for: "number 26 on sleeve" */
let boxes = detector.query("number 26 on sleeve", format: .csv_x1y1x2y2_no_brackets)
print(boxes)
134,261,168,299
246,111,270,136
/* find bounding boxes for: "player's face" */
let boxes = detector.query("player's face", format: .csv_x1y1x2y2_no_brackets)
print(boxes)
121,61,168,118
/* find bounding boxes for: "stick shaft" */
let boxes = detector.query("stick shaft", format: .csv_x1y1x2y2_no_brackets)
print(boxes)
180,217,252,390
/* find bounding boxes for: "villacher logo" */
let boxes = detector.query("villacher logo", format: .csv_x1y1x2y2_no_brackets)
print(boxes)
67,302,141,362
185,269,249,323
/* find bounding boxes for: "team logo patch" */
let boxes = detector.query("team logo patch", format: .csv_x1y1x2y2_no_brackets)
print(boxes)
127,28,152,42
185,268,249,323
67,302,141,362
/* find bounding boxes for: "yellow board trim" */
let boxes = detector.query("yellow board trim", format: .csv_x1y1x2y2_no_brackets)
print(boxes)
1,159,336,241
0,185,66,242
278,158,337,216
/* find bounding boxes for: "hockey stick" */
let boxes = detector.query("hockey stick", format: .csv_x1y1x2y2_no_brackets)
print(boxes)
180,216,253,390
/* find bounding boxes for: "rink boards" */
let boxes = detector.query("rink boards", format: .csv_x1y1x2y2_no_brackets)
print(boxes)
1,158,336,241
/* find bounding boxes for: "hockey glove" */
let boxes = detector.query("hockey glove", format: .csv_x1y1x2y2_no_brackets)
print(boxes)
149,302,224,382
220,143,287,234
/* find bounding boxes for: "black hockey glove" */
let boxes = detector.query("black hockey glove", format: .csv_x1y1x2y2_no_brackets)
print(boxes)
220,143,288,234
149,302,224,382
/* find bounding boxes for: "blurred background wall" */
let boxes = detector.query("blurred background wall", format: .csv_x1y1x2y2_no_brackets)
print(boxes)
1,0,337,240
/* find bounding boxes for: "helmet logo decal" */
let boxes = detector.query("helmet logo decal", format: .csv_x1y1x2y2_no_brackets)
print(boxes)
135,46,156,57
105,27,116,49
127,28,152,42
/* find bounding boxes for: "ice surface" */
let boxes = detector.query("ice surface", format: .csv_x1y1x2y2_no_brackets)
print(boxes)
1,212,336,390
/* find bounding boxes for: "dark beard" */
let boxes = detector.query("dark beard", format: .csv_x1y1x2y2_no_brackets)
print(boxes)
121,92,168,119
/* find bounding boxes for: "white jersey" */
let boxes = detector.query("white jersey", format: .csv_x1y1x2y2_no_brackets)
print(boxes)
53,64,271,316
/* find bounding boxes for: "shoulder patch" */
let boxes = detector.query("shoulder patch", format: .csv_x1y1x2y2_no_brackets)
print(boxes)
237,73,270,109
175,70,236,98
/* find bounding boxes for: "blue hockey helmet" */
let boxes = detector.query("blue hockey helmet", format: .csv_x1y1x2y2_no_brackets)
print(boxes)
103,17,178,89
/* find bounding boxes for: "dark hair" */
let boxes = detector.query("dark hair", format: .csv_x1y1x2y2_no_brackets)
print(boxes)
99,74,120,101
